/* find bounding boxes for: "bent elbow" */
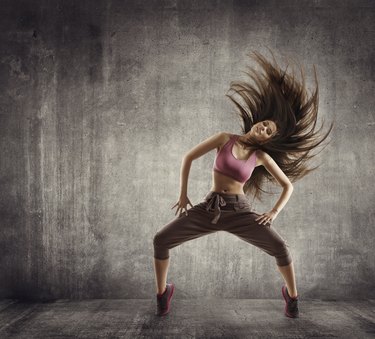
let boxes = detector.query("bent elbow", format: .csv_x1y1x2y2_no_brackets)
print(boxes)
282,183,293,191
183,154,194,163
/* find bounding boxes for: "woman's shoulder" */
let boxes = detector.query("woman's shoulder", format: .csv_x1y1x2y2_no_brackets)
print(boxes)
215,132,236,151
221,132,239,140
256,149,271,159
215,131,237,141
254,150,274,166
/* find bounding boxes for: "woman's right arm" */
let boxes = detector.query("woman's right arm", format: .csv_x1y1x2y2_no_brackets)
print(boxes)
172,132,227,216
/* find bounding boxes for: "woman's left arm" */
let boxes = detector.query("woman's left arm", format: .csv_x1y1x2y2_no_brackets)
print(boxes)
255,151,294,226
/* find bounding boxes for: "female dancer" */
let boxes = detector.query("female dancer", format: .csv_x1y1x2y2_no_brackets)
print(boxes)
153,50,333,318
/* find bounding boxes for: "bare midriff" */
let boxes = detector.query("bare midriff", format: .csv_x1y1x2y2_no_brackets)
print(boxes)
210,170,247,195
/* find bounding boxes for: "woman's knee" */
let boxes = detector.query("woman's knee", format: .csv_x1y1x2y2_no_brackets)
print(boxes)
153,231,165,248
153,231,170,260
272,238,292,266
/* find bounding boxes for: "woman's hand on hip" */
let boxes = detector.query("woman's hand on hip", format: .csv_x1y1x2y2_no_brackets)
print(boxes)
171,195,193,216
255,210,278,226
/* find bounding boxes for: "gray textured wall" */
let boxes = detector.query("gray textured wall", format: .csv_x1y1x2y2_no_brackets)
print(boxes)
0,0,374,300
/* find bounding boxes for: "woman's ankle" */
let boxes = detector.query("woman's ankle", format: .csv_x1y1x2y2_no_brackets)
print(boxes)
289,289,298,298
157,285,167,296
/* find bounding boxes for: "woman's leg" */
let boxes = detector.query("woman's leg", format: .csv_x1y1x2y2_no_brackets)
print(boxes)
153,203,217,295
222,209,296,291
277,261,298,298
153,257,170,295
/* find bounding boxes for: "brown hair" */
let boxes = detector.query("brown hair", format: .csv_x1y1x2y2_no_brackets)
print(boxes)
226,49,334,201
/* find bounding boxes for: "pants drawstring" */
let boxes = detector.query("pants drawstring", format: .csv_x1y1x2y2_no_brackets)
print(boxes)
204,192,227,224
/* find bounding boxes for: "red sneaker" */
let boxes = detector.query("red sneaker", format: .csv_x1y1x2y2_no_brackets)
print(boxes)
281,285,299,318
156,283,175,316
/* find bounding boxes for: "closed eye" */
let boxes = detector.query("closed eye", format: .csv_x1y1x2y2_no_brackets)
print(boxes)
263,121,274,135
262,122,272,134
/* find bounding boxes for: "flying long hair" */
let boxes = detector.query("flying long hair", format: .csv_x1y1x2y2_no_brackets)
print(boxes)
226,49,334,201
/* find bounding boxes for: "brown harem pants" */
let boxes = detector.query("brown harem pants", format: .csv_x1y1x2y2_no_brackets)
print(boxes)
153,191,292,266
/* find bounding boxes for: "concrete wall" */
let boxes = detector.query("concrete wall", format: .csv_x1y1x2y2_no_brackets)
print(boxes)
0,0,374,299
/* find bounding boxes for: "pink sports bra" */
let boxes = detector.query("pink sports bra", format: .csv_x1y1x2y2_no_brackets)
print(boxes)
213,134,257,183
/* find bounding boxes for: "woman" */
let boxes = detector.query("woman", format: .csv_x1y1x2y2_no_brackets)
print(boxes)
152,50,333,318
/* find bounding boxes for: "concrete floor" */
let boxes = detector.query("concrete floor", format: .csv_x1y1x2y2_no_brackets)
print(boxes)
0,299,374,338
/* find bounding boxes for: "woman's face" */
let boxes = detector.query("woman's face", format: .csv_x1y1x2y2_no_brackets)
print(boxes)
251,120,277,143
